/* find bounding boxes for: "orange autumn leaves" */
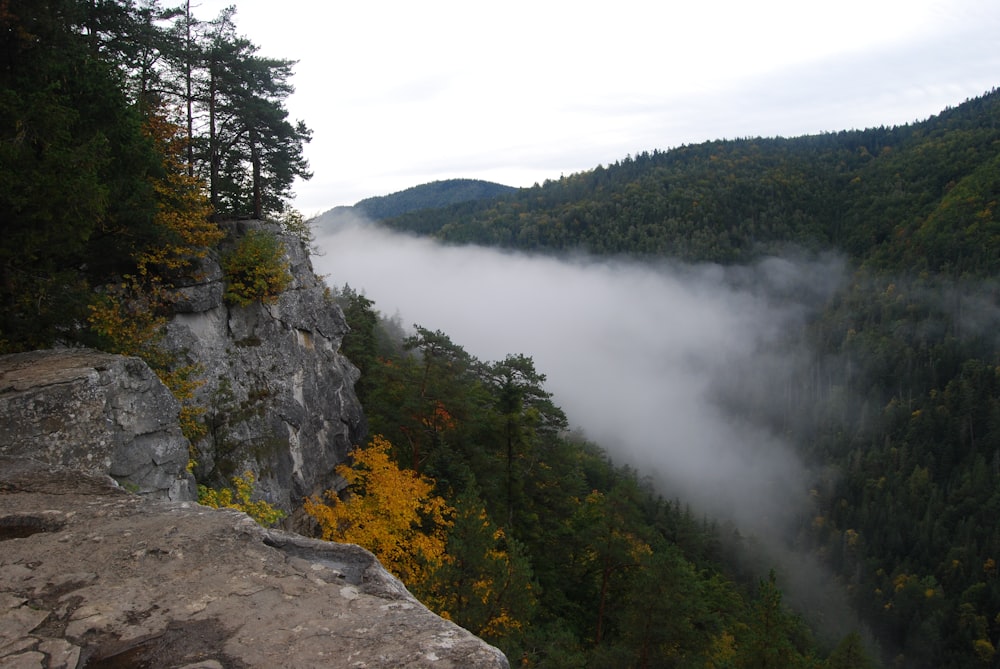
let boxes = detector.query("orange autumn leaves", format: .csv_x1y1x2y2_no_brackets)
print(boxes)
87,108,221,444
304,435,535,643
304,434,452,585
88,109,221,358
139,110,222,275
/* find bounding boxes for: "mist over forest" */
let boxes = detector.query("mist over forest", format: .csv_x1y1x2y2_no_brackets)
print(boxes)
314,218,843,538
313,171,1000,664
5,4,998,665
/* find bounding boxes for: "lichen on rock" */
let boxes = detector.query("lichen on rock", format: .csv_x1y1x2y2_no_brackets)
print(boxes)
0,348,195,501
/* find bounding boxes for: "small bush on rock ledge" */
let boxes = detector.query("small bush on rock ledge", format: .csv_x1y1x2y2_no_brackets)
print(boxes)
199,471,286,527
222,230,292,306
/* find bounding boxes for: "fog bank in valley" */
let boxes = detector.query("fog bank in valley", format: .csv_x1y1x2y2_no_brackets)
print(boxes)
313,218,847,541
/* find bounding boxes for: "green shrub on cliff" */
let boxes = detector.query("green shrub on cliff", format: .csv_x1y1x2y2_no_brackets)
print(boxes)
221,230,292,307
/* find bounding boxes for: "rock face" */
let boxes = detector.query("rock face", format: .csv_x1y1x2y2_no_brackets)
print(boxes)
0,457,510,669
0,223,364,514
0,224,510,667
162,221,366,514
0,349,195,501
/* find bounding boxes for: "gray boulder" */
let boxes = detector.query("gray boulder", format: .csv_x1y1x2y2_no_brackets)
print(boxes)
0,348,195,501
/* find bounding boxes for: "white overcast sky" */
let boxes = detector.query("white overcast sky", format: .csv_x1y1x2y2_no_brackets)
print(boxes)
195,0,1000,213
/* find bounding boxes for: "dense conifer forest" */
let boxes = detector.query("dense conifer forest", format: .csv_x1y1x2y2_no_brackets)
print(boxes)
3,1,999,666
0,0,309,351
384,93,1000,276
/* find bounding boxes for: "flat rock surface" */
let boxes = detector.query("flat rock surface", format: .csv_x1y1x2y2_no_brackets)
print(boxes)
0,458,508,668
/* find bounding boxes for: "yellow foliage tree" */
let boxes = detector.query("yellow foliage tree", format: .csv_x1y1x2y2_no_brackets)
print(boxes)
138,109,222,275
304,435,453,586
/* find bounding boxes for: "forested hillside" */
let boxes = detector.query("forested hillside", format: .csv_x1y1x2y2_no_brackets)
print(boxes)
1,2,859,667
328,290,876,667
377,89,1000,668
384,91,1000,276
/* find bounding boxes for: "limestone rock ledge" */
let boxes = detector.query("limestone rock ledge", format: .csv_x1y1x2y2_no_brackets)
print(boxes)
0,458,509,669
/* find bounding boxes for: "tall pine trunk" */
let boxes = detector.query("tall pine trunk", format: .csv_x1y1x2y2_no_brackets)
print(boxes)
251,129,262,219
184,0,194,177
208,55,219,213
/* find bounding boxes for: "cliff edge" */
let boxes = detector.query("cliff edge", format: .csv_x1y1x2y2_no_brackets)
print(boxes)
0,457,509,668
0,222,510,667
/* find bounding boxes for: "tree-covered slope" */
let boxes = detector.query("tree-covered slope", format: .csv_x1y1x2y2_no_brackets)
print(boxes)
2,4,837,667
353,178,517,220
383,89,1000,276
5,4,998,664
331,288,855,668
376,89,1000,668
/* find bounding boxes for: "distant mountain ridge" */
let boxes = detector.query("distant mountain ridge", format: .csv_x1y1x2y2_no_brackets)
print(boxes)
317,179,517,226
379,88,1000,277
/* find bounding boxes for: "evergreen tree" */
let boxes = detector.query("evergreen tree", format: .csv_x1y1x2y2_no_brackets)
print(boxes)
483,353,568,527
336,285,380,406
202,8,311,219
422,489,538,658
739,571,814,669
826,632,878,669
0,0,158,349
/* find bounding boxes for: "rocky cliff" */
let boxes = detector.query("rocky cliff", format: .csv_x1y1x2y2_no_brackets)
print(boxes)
162,220,366,515
0,457,509,668
0,222,363,511
0,221,510,667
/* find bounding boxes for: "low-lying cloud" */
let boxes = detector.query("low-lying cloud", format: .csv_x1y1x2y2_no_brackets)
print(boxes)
313,217,847,540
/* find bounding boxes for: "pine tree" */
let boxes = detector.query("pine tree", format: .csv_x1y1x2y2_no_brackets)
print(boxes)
421,490,538,657
825,632,878,669
739,570,813,669
483,353,568,527
202,8,311,219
